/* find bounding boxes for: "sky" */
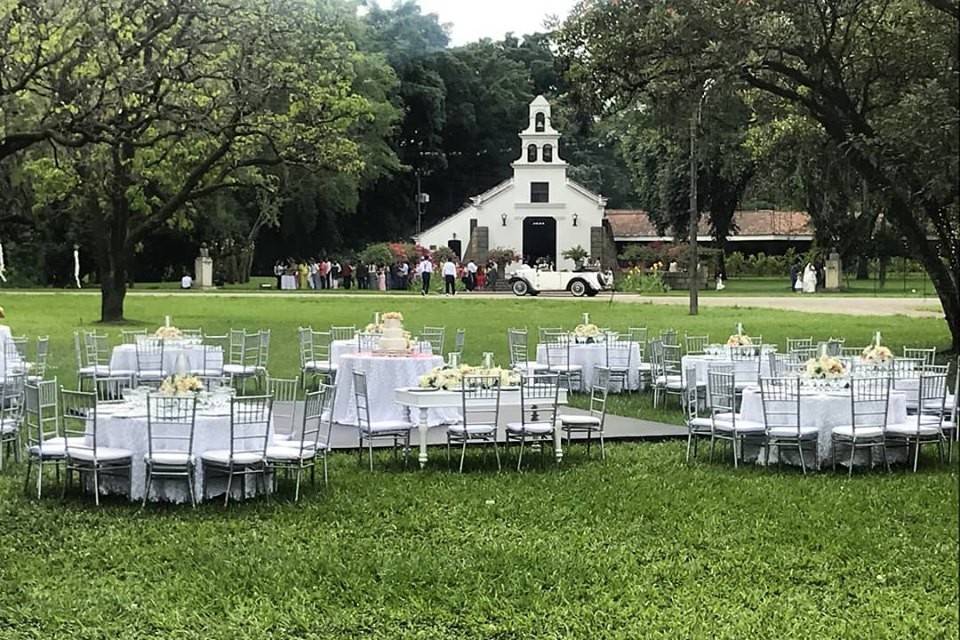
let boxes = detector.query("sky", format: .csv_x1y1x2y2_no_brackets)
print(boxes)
415,0,578,46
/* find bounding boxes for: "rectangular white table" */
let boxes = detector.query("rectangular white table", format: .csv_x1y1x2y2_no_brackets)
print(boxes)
394,386,569,468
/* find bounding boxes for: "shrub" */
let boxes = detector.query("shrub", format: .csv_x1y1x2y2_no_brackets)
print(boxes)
617,267,670,293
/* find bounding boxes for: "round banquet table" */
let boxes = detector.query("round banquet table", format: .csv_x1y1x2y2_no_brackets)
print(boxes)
109,343,223,376
682,354,772,387
331,339,432,367
738,385,909,468
332,353,457,427
94,402,277,502
535,341,643,392
891,376,955,412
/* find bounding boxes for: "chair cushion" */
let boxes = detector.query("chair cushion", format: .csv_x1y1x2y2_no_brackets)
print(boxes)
712,417,765,433
223,364,257,376
28,436,88,458
137,370,165,380
654,375,683,388
506,421,554,435
304,360,336,371
558,414,601,426
145,451,192,465
447,423,497,435
266,445,316,461
78,365,111,376
68,447,133,462
361,420,413,434
1,418,19,434
200,449,263,465
637,363,653,372
831,425,884,438
548,364,583,372
886,418,942,437
768,425,820,438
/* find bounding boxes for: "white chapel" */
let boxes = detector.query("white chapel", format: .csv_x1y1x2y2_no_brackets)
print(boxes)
414,95,607,269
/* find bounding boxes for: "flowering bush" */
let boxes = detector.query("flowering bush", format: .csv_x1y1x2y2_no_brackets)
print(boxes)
617,267,670,293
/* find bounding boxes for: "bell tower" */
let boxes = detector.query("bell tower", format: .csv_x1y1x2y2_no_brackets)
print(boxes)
516,95,565,168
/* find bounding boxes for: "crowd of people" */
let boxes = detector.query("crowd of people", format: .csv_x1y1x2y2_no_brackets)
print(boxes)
271,256,501,295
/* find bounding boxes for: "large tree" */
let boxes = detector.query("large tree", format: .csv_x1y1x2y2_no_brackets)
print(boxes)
560,0,960,350
16,0,379,320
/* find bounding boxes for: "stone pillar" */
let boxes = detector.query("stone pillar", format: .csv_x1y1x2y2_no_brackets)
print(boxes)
825,252,842,290
194,256,214,288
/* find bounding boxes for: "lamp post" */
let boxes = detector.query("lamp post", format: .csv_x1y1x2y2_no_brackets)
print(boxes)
689,77,715,316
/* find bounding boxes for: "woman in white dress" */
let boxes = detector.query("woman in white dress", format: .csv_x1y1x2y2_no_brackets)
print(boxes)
802,263,818,293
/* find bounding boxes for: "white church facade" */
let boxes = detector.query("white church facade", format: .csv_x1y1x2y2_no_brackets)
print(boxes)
414,96,608,270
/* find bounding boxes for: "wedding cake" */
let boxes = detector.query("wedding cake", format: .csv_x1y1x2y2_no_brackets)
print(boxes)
377,313,408,352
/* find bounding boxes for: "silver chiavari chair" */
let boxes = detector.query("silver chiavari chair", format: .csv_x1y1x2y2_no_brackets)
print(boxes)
886,371,948,472
421,326,445,356
330,325,356,342
454,329,466,354
505,372,560,470
604,338,634,392
542,330,583,392
559,367,609,459
831,376,892,476
903,346,937,367
507,328,547,375
628,327,652,388
266,377,301,438
22,379,67,499
223,330,260,392
659,343,685,407
121,329,147,345
200,395,272,506
62,388,133,506
683,365,710,463
684,334,710,356
135,337,166,387
28,336,50,383
447,374,502,472
785,337,814,353
144,394,199,507
266,384,331,501
356,331,379,354
660,329,678,347
706,369,765,468
299,328,336,386
352,370,413,471
759,376,819,474
0,372,25,471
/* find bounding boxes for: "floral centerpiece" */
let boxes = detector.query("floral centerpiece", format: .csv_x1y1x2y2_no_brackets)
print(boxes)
573,323,602,343
803,355,848,380
726,334,753,347
159,374,203,396
419,365,520,390
861,332,892,365
155,326,183,339
382,312,403,321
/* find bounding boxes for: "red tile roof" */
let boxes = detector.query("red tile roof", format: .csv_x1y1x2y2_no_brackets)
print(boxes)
605,209,813,239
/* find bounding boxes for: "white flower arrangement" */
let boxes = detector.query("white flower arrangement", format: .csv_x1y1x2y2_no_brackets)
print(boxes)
804,355,848,380
573,323,600,339
726,334,753,347
861,344,893,364
155,326,183,339
159,374,203,396
418,365,520,390
364,323,382,334
382,312,403,321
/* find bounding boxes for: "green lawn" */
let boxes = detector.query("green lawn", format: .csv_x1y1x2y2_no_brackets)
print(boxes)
0,293,956,638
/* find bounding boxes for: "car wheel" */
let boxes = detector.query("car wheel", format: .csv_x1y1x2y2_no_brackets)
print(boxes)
569,279,587,297
511,279,530,296
586,288,599,297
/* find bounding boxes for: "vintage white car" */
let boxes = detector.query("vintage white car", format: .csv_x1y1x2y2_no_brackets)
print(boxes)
508,265,612,297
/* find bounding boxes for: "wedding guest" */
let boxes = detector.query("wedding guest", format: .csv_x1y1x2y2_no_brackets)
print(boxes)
476,265,486,290
417,255,433,296
368,262,377,290
331,260,341,289
273,261,284,289
443,257,457,296
465,259,478,291
180,273,193,289
377,265,387,291
399,260,410,290
342,262,353,289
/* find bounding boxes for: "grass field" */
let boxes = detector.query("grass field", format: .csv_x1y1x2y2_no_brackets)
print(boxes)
0,293,956,638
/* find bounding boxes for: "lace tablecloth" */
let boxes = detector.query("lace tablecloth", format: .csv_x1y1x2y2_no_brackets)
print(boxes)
739,386,909,467
94,404,276,502
332,353,457,426
682,355,772,386
109,344,223,375
331,339,432,367
536,342,642,392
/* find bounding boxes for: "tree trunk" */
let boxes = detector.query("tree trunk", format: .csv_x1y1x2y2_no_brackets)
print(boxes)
98,144,134,322
856,256,870,280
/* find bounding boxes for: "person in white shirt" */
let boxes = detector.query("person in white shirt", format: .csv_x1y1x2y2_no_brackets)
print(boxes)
180,274,193,289
442,258,457,295
465,260,478,291
417,256,433,295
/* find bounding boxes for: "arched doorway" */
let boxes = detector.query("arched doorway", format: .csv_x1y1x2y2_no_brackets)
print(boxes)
522,217,556,267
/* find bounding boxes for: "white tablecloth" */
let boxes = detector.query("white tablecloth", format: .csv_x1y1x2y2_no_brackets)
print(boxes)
0,325,11,344
95,404,276,502
110,344,223,375
739,386,909,467
536,342,642,392
332,353,457,426
682,354,772,386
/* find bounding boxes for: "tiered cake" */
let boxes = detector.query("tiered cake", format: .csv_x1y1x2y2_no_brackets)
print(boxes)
377,314,408,352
